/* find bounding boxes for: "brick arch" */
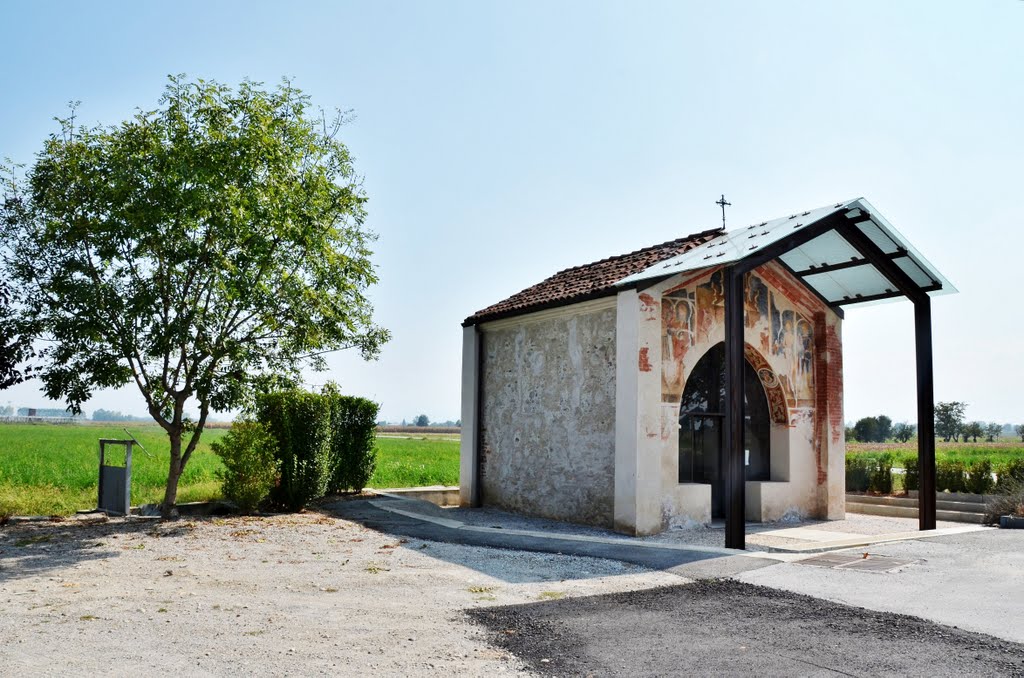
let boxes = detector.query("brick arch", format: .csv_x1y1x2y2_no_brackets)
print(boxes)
743,344,789,425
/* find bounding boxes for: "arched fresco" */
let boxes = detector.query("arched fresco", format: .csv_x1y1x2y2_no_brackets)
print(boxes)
661,268,805,425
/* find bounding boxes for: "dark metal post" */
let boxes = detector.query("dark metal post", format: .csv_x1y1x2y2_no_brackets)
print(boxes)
915,297,936,530
723,267,746,549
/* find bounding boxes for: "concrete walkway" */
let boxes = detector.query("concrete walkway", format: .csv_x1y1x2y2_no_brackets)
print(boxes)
325,493,988,579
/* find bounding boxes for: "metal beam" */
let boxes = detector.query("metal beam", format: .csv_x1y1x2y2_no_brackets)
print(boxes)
916,297,937,530
832,284,941,307
773,259,845,319
734,211,853,275
792,250,909,277
833,221,934,303
723,266,746,549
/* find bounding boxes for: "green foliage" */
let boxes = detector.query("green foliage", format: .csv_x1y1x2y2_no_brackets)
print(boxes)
0,75,389,511
901,454,920,492
936,460,967,493
212,421,280,513
963,421,985,443
257,390,332,511
413,414,430,427
996,458,1024,492
965,459,994,495
892,422,916,443
985,423,1002,442
852,415,893,443
845,456,871,492
935,401,967,442
324,387,379,494
868,454,895,494
846,454,895,493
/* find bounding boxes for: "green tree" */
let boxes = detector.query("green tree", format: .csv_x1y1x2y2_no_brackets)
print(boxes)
985,423,1002,442
892,422,915,443
934,401,967,442
0,275,33,390
1016,424,1024,442
413,414,430,427
1,76,389,516
875,415,893,442
963,421,984,443
853,417,879,443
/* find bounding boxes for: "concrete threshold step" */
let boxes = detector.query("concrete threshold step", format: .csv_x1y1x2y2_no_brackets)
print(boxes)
847,495,988,512
846,501,987,524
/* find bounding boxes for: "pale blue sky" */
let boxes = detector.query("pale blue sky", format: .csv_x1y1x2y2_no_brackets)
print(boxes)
1,1,1021,425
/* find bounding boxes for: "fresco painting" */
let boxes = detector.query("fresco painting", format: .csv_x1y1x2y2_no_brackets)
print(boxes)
661,290,695,397
662,268,814,406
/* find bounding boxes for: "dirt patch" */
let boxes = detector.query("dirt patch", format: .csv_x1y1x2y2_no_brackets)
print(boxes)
469,579,1024,676
0,511,678,675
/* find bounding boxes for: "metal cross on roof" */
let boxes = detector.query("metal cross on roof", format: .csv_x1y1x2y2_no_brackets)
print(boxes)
716,194,731,228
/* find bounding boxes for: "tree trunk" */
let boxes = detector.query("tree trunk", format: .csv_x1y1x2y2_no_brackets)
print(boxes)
162,430,183,519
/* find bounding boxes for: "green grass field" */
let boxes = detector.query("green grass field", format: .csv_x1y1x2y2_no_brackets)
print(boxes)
0,423,460,516
847,441,1024,467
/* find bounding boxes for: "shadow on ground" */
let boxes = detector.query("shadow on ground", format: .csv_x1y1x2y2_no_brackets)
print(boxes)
322,497,775,583
1,516,211,583
469,578,1024,677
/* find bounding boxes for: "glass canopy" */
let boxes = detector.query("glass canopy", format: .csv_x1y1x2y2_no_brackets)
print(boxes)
618,198,955,308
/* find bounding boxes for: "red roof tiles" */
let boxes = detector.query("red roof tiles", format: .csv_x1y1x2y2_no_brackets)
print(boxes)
464,227,723,325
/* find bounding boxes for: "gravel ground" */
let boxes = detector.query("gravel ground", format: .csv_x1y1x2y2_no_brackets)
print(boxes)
470,579,1024,677
0,510,681,676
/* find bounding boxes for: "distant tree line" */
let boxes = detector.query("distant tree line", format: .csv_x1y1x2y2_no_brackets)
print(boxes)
846,401,1023,443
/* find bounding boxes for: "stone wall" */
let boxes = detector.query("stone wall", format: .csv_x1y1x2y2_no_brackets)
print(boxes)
478,300,617,527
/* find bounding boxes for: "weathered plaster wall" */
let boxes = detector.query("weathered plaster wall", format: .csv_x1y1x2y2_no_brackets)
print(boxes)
478,300,617,527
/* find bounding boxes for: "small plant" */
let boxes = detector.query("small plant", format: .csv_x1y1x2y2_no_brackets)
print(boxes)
936,460,967,493
468,585,497,594
538,591,565,600
985,476,1024,524
213,421,280,514
965,459,995,495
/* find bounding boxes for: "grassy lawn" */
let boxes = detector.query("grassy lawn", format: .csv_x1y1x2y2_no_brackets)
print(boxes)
0,423,460,516
0,423,228,516
847,441,1024,467
369,436,460,488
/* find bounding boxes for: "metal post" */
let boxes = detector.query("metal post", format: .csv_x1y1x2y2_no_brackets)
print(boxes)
723,267,746,549
915,297,936,530
124,442,133,517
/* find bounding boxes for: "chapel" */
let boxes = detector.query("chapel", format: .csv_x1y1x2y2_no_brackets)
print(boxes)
458,198,953,543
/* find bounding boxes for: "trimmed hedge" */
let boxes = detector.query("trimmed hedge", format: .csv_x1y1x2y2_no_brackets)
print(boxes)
902,454,919,492
257,389,333,511
253,387,379,511
325,387,379,495
846,454,894,493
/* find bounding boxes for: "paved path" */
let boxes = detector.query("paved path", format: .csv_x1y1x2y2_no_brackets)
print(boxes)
470,579,1024,677
326,496,781,580
738,528,1024,644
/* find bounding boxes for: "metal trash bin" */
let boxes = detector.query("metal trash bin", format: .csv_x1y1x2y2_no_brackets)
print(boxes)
97,439,133,515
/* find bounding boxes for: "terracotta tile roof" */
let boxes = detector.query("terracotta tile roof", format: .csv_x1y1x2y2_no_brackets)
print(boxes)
464,227,724,325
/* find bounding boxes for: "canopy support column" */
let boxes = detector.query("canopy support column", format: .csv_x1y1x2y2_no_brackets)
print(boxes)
836,219,938,531
723,267,746,550
915,296,937,530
